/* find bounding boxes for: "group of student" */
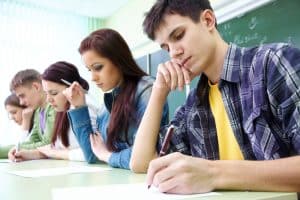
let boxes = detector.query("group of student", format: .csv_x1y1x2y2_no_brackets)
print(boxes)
1,0,300,195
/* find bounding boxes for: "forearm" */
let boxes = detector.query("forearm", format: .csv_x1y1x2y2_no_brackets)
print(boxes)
130,87,168,173
47,149,69,160
21,120,31,131
213,156,300,191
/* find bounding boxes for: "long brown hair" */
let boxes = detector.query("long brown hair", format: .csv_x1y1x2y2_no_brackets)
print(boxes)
42,61,89,147
79,28,147,151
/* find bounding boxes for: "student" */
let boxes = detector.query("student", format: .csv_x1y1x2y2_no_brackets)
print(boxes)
63,28,169,169
0,69,56,159
4,93,34,142
13,61,97,162
130,0,300,194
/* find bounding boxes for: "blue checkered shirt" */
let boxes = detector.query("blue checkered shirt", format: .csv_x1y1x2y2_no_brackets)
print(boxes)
158,43,300,160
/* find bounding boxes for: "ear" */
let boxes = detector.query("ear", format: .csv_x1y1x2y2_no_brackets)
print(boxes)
201,9,216,30
31,81,42,91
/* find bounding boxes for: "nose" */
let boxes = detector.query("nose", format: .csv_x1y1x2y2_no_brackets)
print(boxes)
169,44,183,59
47,95,53,103
91,71,99,82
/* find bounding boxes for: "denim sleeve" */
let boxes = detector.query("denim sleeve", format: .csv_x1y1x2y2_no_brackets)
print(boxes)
67,106,97,163
108,148,132,169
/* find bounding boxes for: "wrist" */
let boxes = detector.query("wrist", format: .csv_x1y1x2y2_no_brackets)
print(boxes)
152,85,169,101
208,160,221,190
102,151,112,163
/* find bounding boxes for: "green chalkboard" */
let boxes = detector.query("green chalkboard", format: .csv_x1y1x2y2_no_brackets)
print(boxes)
218,0,300,48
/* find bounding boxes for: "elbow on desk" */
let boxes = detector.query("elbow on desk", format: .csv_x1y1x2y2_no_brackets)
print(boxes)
85,154,97,164
129,159,148,173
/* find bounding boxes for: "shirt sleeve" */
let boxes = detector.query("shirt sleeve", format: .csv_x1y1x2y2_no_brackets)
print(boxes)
20,106,55,149
266,45,300,154
67,106,98,163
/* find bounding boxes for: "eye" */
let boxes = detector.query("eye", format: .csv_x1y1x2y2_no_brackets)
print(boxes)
93,63,103,71
174,30,184,41
49,91,58,96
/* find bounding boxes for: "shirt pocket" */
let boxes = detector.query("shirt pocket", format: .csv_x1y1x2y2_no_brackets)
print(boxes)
243,107,281,160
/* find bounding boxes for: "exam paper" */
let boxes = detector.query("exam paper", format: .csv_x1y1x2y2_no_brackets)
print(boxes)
52,183,220,200
7,165,111,178
0,159,11,163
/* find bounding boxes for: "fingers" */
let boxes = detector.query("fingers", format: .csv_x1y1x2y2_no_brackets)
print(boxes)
8,148,16,161
62,81,86,107
146,152,182,188
157,61,191,91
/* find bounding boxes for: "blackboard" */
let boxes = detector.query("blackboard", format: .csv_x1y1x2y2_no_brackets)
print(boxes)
218,0,300,48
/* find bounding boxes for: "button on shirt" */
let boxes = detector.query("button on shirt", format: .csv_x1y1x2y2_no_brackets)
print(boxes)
158,43,300,160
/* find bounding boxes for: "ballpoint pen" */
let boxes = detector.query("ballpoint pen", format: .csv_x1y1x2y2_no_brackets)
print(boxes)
148,125,175,189
60,79,88,94
158,125,175,157
185,84,190,99
14,141,20,162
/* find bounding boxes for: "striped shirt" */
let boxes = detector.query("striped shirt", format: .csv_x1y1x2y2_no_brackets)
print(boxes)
158,43,300,160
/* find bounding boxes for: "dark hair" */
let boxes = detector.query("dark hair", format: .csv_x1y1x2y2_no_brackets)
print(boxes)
4,93,34,132
10,69,41,92
79,28,147,151
4,93,26,108
42,61,89,147
143,0,214,40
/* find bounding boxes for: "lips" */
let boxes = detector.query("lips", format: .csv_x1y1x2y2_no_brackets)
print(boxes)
181,56,191,68
96,83,103,88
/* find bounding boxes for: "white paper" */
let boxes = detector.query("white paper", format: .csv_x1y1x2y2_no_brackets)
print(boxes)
0,159,11,163
7,165,111,178
52,183,220,200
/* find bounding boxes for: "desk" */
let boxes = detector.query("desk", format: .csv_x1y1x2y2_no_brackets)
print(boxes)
0,159,297,200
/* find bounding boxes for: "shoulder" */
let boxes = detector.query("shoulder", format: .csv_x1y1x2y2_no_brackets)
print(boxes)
135,76,154,97
241,43,296,60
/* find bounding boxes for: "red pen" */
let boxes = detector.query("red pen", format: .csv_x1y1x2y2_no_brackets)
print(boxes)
148,125,175,189
158,125,175,157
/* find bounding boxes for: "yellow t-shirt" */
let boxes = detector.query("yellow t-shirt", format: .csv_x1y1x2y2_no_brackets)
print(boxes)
208,82,244,160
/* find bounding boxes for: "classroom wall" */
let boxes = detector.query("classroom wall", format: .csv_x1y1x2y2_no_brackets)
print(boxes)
104,0,157,58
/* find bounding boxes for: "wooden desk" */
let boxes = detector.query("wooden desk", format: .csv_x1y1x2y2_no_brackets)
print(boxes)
0,159,297,200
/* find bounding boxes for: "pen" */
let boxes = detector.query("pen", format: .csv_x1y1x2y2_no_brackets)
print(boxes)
14,141,20,162
148,125,175,189
185,84,190,99
60,79,88,94
158,125,175,157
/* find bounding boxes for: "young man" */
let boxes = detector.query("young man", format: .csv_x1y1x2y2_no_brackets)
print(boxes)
130,0,300,194
0,69,56,160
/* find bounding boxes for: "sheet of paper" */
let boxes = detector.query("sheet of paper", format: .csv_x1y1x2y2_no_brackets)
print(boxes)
0,159,11,163
6,165,111,178
52,183,220,200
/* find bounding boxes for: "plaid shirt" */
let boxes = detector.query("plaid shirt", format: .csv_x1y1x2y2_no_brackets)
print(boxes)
158,43,300,160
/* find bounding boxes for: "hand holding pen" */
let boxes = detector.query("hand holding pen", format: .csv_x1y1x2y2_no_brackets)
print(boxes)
14,142,20,162
148,125,175,189
61,79,87,108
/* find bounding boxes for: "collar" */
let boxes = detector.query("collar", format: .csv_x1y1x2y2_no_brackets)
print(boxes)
220,43,242,84
104,86,122,112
